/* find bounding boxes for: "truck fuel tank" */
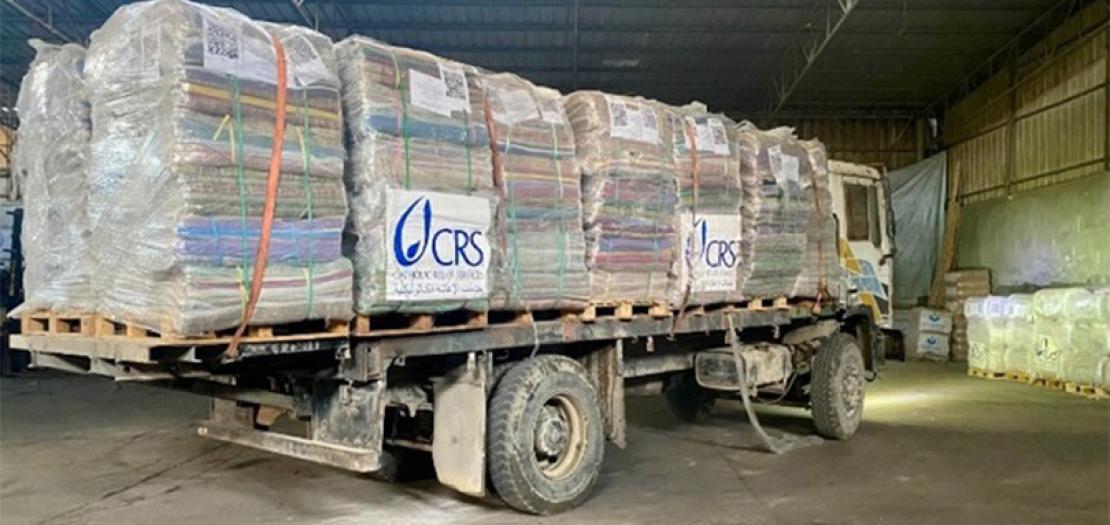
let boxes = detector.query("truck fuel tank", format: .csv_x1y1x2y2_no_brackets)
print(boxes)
694,344,793,392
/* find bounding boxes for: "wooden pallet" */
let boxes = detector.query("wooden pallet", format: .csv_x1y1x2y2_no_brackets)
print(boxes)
19,311,349,342
578,301,671,322
745,296,790,311
352,310,489,337
1031,377,1065,391
967,367,1007,380
1063,382,1110,400
1004,371,1033,384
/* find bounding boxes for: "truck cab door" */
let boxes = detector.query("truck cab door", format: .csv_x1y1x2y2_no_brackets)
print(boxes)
830,171,894,329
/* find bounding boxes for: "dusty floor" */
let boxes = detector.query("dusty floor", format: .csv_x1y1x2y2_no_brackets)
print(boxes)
0,362,1107,525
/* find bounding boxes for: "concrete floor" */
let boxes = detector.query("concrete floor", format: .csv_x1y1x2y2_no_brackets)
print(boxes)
1,362,1107,525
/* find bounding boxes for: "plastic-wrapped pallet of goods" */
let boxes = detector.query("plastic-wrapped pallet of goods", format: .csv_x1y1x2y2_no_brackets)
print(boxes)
11,40,95,315
563,91,679,306
945,269,991,361
668,104,744,306
480,72,589,311
1002,294,1035,379
336,36,495,315
734,123,810,301
1031,288,1088,381
966,296,1008,374
1059,288,1110,390
84,0,353,335
793,139,845,299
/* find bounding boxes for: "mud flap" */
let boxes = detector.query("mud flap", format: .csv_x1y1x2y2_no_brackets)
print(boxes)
432,352,490,497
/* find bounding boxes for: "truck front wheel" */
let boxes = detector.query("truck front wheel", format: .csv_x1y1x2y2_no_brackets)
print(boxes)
810,333,866,440
487,355,605,514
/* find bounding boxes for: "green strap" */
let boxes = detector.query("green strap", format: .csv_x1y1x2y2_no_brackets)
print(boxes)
301,90,316,316
231,76,251,306
463,97,474,194
388,50,412,190
551,120,567,302
503,126,522,300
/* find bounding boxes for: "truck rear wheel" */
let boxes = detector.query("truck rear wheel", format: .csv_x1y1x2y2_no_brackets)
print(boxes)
811,333,865,440
487,355,604,514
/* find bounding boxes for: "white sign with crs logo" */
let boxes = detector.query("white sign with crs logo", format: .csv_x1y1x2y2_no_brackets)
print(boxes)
386,189,491,301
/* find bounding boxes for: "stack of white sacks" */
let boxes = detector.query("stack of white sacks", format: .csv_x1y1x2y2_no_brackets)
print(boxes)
966,288,1110,388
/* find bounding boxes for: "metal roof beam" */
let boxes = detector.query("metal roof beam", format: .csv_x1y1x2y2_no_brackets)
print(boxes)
767,0,859,116
2,0,81,43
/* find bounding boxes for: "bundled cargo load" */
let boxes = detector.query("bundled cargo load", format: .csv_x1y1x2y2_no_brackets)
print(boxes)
1002,294,1035,377
1030,288,1089,380
966,296,1007,373
84,0,353,335
337,36,494,315
481,72,589,310
564,91,679,305
893,307,952,361
734,123,810,300
1060,287,1110,388
669,104,744,306
11,40,94,315
794,139,844,299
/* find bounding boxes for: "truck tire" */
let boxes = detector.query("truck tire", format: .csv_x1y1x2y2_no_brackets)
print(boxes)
664,371,713,422
487,355,604,514
811,333,866,440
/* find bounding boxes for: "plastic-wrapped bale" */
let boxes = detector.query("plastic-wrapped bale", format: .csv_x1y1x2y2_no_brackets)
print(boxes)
734,123,809,300
481,72,589,311
965,297,989,371
794,138,845,299
1031,288,1089,381
563,91,679,305
1060,288,1110,388
337,36,495,314
84,0,353,335
11,40,94,315
668,104,743,305
1002,294,1035,378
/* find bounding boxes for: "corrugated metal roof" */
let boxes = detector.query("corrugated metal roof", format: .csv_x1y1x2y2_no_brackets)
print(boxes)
0,0,1093,117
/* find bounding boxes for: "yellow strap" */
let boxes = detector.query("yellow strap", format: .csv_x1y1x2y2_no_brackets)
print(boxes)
211,114,237,164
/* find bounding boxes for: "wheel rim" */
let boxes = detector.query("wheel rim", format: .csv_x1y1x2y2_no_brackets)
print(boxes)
532,393,587,480
840,358,864,419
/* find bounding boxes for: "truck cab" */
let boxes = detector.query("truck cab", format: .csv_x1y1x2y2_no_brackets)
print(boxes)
828,160,895,331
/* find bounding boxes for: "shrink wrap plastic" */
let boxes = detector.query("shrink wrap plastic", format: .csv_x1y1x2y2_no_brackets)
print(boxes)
1002,294,1036,376
1060,288,1110,387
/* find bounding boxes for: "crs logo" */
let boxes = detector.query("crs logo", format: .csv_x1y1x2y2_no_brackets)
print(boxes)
393,196,485,268
687,217,741,269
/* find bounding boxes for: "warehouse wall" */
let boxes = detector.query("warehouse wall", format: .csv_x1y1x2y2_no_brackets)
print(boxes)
761,117,921,171
945,3,1109,290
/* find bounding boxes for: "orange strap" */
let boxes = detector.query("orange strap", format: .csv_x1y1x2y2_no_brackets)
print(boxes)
227,36,288,359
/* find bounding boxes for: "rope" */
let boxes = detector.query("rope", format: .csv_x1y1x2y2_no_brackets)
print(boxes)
227,36,288,359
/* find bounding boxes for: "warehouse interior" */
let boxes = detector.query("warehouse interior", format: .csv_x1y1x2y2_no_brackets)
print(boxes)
1,0,1108,523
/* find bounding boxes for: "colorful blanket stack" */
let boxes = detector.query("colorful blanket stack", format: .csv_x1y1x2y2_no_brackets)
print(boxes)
337,36,495,314
12,40,95,314
482,72,589,310
564,91,679,305
734,123,811,299
793,139,844,298
84,0,352,335
669,104,744,305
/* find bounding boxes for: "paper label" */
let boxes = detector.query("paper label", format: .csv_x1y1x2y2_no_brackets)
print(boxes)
537,96,564,124
283,34,331,87
202,16,275,83
768,144,799,186
139,26,160,79
438,63,471,113
696,118,730,155
493,88,538,124
680,213,742,293
605,95,658,144
409,68,454,117
386,189,491,301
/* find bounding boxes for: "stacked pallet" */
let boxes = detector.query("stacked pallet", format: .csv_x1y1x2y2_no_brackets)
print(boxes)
564,91,680,307
894,307,953,361
84,0,353,335
944,269,991,361
10,40,94,314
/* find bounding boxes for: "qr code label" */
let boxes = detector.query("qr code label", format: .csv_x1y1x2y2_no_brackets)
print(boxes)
438,63,470,113
639,107,659,143
202,16,241,74
605,95,658,144
283,34,331,87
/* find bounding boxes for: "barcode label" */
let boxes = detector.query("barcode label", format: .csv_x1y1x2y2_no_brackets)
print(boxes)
439,63,470,113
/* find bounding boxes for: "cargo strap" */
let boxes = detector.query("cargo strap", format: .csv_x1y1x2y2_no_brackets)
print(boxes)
671,116,699,338
296,90,316,316
228,36,288,359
